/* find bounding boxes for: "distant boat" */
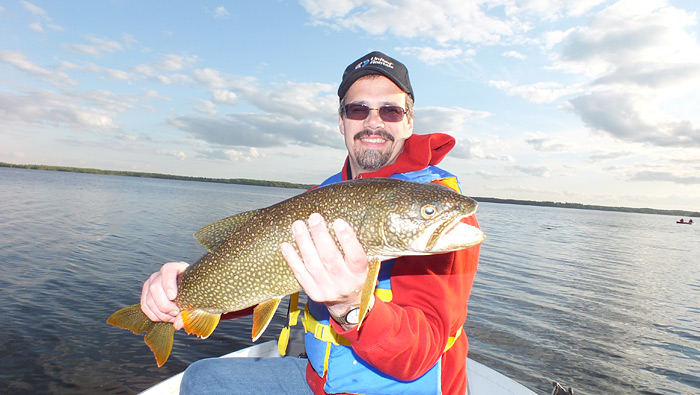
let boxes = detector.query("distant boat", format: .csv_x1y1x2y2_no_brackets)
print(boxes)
676,220,694,225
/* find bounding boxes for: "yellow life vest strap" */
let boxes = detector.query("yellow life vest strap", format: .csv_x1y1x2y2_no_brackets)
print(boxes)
277,292,301,356
302,303,352,347
302,303,463,353
444,326,462,353
374,288,393,302
434,176,462,194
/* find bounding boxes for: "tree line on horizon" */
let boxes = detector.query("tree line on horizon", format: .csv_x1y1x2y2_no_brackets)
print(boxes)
2,162,698,218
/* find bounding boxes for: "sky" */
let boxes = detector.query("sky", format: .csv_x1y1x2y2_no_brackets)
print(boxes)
1,0,699,212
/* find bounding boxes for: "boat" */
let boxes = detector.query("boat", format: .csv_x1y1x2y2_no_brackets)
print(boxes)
676,220,694,225
139,340,563,395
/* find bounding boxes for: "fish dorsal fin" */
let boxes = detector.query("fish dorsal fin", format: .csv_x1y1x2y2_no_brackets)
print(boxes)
194,209,261,252
357,257,381,330
181,309,221,339
252,298,281,342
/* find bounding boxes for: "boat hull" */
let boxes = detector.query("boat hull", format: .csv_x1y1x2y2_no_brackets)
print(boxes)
139,340,537,395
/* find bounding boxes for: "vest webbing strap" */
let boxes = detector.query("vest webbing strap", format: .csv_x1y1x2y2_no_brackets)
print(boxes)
302,303,463,353
277,292,301,356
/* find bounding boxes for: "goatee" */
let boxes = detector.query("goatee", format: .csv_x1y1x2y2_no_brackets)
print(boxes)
353,130,394,171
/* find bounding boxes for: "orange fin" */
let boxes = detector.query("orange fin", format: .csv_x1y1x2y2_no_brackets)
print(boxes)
145,321,175,367
107,303,175,367
357,258,381,330
181,309,221,339
252,298,281,342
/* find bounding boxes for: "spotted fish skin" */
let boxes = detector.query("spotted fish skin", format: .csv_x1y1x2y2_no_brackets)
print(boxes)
107,177,484,366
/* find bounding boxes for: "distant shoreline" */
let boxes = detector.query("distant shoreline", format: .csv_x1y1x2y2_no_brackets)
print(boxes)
2,162,698,217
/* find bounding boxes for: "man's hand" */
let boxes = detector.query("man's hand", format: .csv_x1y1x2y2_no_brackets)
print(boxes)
140,261,189,330
281,213,369,318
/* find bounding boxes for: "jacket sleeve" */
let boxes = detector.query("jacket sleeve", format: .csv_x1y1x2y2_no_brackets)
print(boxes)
332,215,481,380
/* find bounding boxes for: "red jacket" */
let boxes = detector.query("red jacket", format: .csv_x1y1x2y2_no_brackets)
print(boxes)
306,133,481,395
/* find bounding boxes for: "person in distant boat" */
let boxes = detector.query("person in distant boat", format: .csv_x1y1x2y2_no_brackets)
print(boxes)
690,219,694,224
140,51,481,395
679,218,685,223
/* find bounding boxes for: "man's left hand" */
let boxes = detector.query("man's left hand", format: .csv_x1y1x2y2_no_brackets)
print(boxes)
281,213,369,318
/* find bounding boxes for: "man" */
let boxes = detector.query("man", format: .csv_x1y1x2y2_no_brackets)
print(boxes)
141,51,481,394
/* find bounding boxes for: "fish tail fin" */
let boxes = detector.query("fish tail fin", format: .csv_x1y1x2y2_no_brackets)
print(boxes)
107,303,175,367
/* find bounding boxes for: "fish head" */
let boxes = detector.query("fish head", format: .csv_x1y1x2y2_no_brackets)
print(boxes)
359,179,484,257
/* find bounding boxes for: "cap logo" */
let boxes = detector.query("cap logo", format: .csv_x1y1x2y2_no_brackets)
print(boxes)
355,56,394,70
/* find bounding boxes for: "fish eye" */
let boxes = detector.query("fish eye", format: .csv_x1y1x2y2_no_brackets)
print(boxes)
421,204,437,219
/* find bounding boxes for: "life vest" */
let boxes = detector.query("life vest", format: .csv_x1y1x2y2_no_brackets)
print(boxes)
301,166,464,395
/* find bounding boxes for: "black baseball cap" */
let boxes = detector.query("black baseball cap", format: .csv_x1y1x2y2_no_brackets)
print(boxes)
338,51,414,102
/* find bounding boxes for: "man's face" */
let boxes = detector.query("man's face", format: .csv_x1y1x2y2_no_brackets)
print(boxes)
339,76,413,177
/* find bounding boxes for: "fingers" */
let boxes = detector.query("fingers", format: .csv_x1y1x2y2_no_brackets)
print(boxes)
140,261,188,325
281,241,316,295
280,214,368,305
333,218,368,275
161,261,188,299
281,217,329,300
301,214,345,281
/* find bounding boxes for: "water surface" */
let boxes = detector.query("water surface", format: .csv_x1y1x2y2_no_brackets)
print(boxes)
1,167,698,394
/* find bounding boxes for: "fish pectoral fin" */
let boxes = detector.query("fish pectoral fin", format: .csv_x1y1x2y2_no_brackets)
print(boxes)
194,209,262,251
252,298,281,342
107,303,175,367
181,309,221,339
357,258,381,330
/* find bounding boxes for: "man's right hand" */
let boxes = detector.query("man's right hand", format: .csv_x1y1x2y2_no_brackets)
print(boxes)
140,261,189,330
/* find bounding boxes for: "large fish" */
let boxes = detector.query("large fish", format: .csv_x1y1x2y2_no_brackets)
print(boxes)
107,177,484,366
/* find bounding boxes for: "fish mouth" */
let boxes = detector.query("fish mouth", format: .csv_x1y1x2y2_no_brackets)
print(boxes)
425,213,484,252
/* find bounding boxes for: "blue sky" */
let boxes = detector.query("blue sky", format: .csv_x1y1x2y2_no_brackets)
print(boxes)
1,0,699,211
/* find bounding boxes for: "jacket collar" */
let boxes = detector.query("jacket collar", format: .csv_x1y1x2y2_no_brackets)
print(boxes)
341,133,456,180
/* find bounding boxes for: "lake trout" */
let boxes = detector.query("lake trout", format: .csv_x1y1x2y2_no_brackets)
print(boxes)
107,177,484,366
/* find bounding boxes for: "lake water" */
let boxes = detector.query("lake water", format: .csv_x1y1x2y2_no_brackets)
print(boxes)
1,167,698,394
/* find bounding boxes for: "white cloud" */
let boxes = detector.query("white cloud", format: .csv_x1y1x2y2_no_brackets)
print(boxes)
211,89,238,105
554,0,700,77
0,91,119,131
512,164,551,177
399,46,469,64
300,0,609,48
60,61,133,81
152,54,198,71
414,106,491,135
502,50,526,60
449,136,506,161
568,90,700,147
195,99,218,115
0,50,77,87
21,1,46,16
490,0,700,149
192,68,257,90
157,149,187,160
489,80,582,103
214,6,230,19
524,132,570,152
63,35,125,56
300,0,528,45
586,150,634,163
169,113,341,150
28,22,43,32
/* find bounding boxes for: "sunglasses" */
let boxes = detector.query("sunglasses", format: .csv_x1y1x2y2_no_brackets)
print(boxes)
343,103,408,123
